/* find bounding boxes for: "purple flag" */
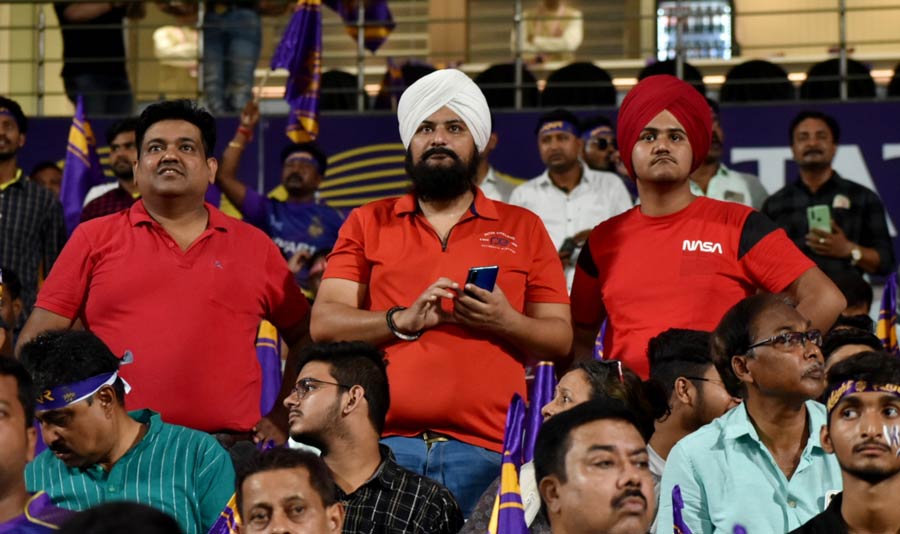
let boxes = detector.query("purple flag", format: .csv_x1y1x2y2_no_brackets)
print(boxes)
672,484,694,534
877,273,898,355
60,95,106,234
207,493,240,534
256,321,283,416
323,0,394,53
522,361,555,464
593,318,609,360
488,394,528,534
271,0,323,143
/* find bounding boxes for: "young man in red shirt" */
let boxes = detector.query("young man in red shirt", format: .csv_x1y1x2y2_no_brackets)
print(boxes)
571,75,845,377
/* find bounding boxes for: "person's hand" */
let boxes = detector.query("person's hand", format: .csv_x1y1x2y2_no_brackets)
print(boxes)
240,101,261,130
253,410,288,447
453,283,514,333
806,220,853,258
391,278,458,334
287,250,311,274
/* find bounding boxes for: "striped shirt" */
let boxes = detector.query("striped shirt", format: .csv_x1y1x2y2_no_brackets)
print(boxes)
25,410,234,534
0,171,66,310
339,445,464,534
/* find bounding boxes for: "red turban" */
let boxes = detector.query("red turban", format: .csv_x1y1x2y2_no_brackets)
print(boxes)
616,75,712,179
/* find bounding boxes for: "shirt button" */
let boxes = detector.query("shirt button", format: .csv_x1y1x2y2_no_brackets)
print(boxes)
108,486,118,492
787,499,797,508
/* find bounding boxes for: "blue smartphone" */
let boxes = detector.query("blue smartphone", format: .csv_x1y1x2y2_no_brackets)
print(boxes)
465,265,499,296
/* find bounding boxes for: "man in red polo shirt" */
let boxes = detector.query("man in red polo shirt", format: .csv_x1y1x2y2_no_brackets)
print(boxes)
571,75,845,378
310,68,572,517
17,100,310,448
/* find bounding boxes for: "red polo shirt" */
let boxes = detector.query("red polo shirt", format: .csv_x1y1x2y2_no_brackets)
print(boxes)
324,189,569,452
36,201,309,432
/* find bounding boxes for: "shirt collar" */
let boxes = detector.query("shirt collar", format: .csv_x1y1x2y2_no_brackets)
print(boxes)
723,401,827,450
129,200,229,231
0,169,23,191
539,161,593,189
794,171,842,195
393,187,499,221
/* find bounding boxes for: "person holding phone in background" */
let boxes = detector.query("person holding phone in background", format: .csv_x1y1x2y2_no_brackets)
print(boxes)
310,69,571,517
763,111,895,280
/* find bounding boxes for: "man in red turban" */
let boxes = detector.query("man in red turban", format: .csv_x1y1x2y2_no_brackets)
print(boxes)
571,75,845,377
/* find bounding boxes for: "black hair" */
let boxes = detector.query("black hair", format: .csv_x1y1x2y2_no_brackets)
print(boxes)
647,328,714,400
236,447,339,515
705,97,720,115
710,293,794,397
825,350,900,424
298,341,390,434
831,313,875,332
830,271,873,313
579,115,613,134
0,356,36,426
136,99,216,158
789,110,840,144
280,142,328,175
574,359,667,439
28,160,61,180
822,327,884,360
59,502,184,534
534,108,582,136
20,330,126,405
0,96,27,134
534,398,645,487
105,117,140,146
1,265,22,301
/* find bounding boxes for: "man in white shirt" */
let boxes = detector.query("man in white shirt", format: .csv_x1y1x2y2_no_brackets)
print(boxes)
510,109,632,290
514,0,583,63
689,98,768,209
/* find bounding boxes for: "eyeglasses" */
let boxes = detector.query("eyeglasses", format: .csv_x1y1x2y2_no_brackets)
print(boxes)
290,377,351,400
745,329,823,354
589,137,616,150
598,359,624,383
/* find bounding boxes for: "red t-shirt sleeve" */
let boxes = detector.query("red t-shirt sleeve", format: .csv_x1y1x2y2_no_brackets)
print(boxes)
571,235,605,326
35,226,94,319
739,212,815,292
525,215,569,304
322,207,371,285
263,239,310,331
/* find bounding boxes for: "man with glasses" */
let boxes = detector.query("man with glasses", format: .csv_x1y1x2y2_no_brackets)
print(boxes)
284,341,463,534
658,293,841,534
646,328,740,530
688,98,768,209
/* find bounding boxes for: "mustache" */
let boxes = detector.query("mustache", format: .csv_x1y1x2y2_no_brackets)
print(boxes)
803,363,824,377
853,439,891,453
803,149,824,156
157,163,184,175
611,489,647,509
421,147,461,162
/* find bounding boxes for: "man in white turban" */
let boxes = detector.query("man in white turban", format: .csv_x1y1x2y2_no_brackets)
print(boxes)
310,69,572,517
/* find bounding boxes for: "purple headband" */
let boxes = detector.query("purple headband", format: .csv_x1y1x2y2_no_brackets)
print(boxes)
36,371,132,411
582,125,613,142
825,380,900,413
538,120,578,138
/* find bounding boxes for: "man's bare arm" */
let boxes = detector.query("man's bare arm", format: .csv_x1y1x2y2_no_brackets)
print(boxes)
16,308,75,356
62,3,116,22
785,267,846,334
215,102,259,209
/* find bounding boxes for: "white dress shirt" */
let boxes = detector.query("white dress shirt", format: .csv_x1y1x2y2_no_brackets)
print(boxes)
478,166,517,203
510,161,632,290
689,163,769,210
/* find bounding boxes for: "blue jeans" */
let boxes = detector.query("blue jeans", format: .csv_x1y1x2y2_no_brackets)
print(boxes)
203,8,261,113
64,73,133,116
382,436,501,518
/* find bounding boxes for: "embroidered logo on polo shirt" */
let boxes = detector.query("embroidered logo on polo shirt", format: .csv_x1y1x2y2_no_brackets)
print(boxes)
480,231,518,253
682,240,723,254
214,260,224,269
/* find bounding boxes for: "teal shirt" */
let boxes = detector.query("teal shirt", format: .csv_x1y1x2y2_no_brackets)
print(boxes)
26,409,234,534
657,401,841,534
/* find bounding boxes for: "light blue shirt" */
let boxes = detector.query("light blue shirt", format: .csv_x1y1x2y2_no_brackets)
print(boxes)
657,400,841,534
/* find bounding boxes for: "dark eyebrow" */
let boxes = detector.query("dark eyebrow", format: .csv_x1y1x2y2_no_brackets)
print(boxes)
586,444,649,456
145,136,197,146
640,127,687,135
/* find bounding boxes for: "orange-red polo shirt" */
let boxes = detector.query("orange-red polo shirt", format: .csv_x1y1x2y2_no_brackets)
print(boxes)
324,189,569,452
36,201,309,432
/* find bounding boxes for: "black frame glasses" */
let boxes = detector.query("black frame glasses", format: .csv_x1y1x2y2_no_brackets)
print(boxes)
290,377,352,400
744,329,823,354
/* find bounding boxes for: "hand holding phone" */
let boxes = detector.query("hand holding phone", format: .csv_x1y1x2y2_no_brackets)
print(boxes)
807,205,832,234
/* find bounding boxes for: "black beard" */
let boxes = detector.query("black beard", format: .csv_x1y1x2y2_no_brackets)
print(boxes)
0,149,16,162
844,463,900,485
405,147,479,202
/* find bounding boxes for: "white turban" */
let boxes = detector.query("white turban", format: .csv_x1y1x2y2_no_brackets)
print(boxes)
397,69,492,152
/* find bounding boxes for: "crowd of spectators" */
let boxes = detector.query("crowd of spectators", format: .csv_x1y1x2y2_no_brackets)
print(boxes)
0,22,897,533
